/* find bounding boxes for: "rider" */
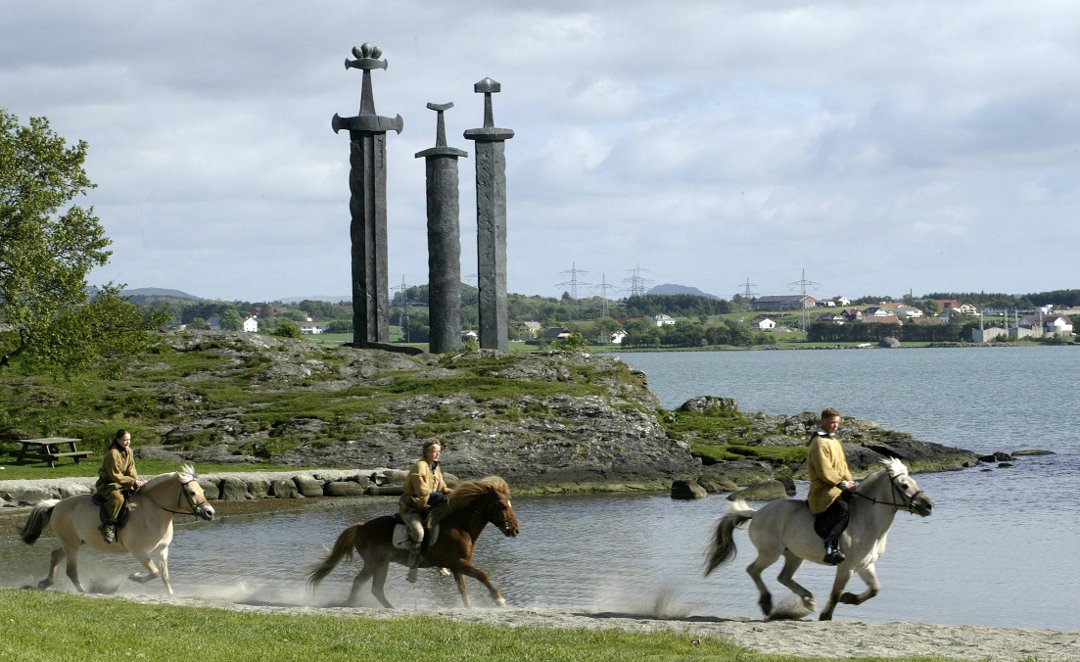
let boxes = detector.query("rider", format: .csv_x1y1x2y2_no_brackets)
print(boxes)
807,407,857,565
399,438,450,583
94,429,145,544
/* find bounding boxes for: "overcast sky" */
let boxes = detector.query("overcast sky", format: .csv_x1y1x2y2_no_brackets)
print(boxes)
5,1,1079,303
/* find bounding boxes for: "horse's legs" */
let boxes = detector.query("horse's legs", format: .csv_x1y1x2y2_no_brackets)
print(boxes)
346,563,376,606
775,551,816,612
367,561,394,609
819,565,855,621
60,542,86,593
746,549,782,617
155,547,173,595
127,549,163,589
452,561,505,607
39,547,65,590
838,563,880,606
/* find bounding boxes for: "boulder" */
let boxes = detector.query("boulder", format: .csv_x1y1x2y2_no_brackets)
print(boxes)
270,479,300,498
219,476,252,501
670,479,707,500
728,479,791,502
325,481,367,497
293,474,324,497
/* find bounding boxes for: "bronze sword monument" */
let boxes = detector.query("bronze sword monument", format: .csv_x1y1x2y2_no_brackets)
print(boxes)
416,102,468,353
464,78,514,350
332,43,402,346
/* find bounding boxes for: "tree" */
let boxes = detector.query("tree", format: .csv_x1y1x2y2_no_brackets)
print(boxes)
219,309,244,331
273,319,301,338
0,109,140,371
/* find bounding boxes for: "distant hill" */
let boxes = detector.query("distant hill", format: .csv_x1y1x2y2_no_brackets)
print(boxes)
647,283,720,299
120,287,202,302
280,295,352,304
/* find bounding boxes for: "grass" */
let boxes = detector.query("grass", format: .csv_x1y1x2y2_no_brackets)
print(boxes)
0,590,981,662
659,409,808,467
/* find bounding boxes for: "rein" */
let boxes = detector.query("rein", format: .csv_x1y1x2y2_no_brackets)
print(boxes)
143,477,205,517
853,473,926,513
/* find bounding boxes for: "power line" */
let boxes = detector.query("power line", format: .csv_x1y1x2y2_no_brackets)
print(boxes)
556,262,591,300
738,277,757,298
394,275,410,342
623,263,651,297
787,268,820,331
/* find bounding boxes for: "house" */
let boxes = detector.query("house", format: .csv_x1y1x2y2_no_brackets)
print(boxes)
610,330,628,344
817,313,845,324
939,300,978,316
542,327,572,342
862,314,902,325
299,321,324,335
205,316,222,331
862,307,892,318
1022,315,1074,335
895,305,924,319
242,316,259,333
752,295,817,311
841,308,864,322
653,313,676,327
519,321,542,338
751,315,776,331
461,330,478,341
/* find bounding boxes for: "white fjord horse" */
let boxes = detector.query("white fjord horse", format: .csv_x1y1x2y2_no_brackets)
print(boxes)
18,465,215,595
705,457,934,620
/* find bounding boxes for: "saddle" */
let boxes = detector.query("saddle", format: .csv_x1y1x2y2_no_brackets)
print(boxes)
390,513,441,552
90,491,132,531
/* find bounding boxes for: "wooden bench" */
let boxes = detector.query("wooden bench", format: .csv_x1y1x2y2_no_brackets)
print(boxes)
14,438,94,468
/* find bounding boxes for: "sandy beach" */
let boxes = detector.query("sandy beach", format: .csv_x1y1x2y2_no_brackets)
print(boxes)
124,595,1080,661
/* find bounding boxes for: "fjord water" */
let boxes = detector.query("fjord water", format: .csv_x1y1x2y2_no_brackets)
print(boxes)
2,346,1078,629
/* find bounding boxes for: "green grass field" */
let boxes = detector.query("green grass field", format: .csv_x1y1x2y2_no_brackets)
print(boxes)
0,590,977,662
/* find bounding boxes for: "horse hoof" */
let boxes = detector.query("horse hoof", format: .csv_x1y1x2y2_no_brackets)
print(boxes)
819,612,833,621
495,597,507,607
803,597,817,612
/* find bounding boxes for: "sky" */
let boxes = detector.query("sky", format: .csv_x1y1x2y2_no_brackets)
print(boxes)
4,1,1080,303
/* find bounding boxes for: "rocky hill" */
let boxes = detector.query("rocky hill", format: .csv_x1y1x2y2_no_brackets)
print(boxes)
2,332,978,493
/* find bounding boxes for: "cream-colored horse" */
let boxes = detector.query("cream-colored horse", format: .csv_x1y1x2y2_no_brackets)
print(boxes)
19,465,215,595
705,458,934,620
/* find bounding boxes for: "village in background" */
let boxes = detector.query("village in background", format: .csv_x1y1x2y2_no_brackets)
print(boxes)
119,282,1080,350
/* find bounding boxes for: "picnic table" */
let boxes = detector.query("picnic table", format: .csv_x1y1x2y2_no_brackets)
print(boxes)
14,437,94,467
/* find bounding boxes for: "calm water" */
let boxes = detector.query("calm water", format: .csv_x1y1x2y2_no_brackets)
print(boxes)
2,346,1078,629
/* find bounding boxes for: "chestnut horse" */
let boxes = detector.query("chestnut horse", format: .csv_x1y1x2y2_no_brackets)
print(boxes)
308,476,519,608
705,458,934,620
18,465,216,595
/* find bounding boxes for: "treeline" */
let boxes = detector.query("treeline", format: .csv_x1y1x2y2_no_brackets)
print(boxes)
808,321,982,343
924,290,1080,309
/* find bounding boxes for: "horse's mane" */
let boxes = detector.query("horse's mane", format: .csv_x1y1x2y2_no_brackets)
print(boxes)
431,476,510,526
859,457,909,491
143,464,199,490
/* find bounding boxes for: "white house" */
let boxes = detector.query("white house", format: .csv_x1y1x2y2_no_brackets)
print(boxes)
653,313,676,327
751,316,776,331
243,316,259,333
610,330,628,344
895,305,924,319
299,321,324,335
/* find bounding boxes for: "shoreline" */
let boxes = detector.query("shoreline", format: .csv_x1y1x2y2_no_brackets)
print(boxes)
116,595,1080,660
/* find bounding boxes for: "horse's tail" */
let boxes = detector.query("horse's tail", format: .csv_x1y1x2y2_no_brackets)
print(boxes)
307,523,361,590
19,499,60,545
704,499,755,576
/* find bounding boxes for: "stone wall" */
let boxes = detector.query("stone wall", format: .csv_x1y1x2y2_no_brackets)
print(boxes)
0,468,418,509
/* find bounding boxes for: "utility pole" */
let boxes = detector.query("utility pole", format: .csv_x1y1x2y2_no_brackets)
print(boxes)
595,273,616,318
557,262,590,300
739,277,757,298
623,263,651,298
787,268,819,332
394,275,410,343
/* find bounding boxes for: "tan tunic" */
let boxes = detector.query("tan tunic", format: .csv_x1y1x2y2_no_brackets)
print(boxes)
807,432,853,514
95,445,138,496
398,459,448,518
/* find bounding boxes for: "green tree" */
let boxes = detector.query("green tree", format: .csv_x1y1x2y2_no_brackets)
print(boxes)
0,110,142,371
219,308,244,331
273,319,301,338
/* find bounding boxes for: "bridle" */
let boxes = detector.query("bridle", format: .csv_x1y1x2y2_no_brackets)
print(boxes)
853,471,927,513
480,496,516,534
144,475,209,517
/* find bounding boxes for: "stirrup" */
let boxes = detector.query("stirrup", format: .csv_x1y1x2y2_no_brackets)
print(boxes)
823,549,845,565
100,523,115,544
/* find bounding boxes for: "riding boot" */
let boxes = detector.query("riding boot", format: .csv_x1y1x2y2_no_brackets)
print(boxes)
823,536,845,565
100,520,117,544
406,544,421,583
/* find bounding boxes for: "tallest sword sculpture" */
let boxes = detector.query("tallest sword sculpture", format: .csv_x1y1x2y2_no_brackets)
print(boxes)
333,43,402,346
464,78,514,350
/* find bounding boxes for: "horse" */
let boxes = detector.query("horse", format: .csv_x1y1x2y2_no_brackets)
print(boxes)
18,465,216,595
308,475,520,608
704,457,934,620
